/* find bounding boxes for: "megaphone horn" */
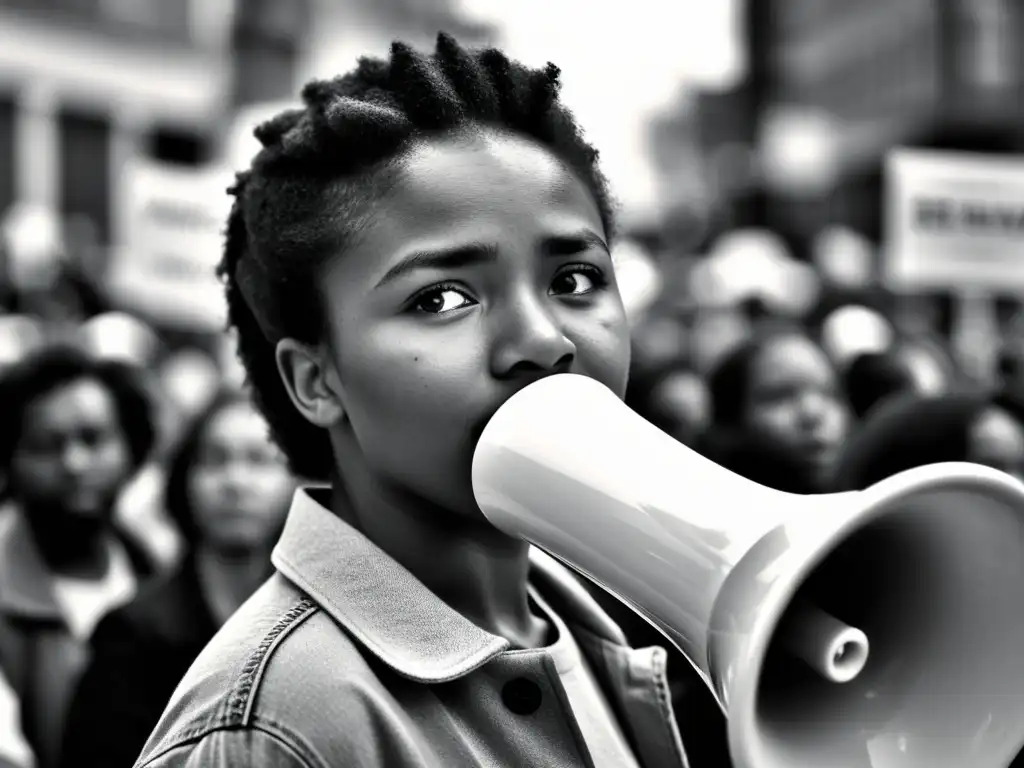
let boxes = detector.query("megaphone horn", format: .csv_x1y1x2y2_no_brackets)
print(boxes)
471,373,1024,768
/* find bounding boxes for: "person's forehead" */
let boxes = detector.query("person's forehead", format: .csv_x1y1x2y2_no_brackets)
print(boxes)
383,133,595,226
756,335,827,371
322,132,604,294
407,131,571,183
27,378,116,427
206,401,262,438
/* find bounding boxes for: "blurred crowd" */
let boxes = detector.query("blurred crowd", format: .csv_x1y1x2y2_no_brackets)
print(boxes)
0,208,1022,768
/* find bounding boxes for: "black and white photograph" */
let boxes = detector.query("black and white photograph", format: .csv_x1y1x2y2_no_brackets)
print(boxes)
1,1,1024,766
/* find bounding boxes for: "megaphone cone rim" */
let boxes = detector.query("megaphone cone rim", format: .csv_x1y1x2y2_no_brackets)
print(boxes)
721,461,1024,767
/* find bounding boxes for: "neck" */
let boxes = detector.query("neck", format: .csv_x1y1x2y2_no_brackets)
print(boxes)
329,466,548,649
25,512,113,579
194,545,270,624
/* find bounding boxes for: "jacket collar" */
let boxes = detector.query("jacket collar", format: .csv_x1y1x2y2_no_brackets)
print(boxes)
0,508,64,620
272,487,629,684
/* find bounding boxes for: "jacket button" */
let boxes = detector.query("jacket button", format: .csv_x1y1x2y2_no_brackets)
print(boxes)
502,678,543,715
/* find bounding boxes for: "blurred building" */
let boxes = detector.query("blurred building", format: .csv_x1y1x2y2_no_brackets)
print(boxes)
0,0,238,259
231,0,313,107
742,0,1024,248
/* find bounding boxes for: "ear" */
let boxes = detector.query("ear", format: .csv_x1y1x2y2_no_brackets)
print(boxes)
275,338,344,428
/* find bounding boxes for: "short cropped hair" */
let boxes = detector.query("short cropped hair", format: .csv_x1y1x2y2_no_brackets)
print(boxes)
219,33,616,479
0,343,157,488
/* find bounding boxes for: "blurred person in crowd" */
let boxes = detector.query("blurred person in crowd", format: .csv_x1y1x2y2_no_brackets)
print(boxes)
110,347,228,573
843,348,941,421
0,344,160,768
0,666,33,768
704,325,851,492
997,337,1024,399
626,359,709,448
833,392,1024,491
8,265,107,333
59,389,294,768
134,33,724,768
705,431,827,495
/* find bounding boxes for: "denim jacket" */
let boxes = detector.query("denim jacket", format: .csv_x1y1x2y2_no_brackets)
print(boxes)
134,488,693,768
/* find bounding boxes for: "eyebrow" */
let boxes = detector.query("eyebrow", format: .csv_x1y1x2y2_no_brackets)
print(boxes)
373,228,610,290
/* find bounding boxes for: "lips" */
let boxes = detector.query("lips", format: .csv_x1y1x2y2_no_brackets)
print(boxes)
799,438,838,466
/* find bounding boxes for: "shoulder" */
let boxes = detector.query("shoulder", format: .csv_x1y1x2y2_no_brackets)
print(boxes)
137,574,396,768
136,727,317,768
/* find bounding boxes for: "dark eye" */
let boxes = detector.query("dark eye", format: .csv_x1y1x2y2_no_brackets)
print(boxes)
78,428,104,448
413,286,476,315
551,266,602,297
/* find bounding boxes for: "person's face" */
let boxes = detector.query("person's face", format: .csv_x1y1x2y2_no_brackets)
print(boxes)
187,401,294,553
744,334,850,477
11,378,132,526
315,131,631,518
967,406,1024,481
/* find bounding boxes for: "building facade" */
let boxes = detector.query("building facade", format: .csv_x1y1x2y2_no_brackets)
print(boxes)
0,0,237,259
748,0,1024,245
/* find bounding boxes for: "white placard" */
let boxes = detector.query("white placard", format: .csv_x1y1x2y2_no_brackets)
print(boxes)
884,148,1024,291
108,158,234,332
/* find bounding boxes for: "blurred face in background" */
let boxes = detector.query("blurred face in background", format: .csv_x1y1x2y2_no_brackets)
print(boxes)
11,377,133,535
744,334,850,480
187,401,293,555
967,406,1024,481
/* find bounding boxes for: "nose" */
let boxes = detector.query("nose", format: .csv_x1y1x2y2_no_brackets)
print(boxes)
61,441,92,477
491,292,576,380
220,461,253,497
795,390,829,431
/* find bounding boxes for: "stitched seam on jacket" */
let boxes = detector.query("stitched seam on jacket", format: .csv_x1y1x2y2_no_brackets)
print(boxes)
133,721,322,768
250,716,330,768
570,623,690,768
227,597,320,725
649,648,691,768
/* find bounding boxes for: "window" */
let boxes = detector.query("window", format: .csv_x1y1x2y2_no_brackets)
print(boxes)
148,126,211,166
0,95,14,221
57,108,112,246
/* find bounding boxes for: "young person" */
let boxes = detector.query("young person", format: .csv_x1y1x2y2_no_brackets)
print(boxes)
60,389,294,768
705,325,851,492
134,33,720,767
0,344,160,768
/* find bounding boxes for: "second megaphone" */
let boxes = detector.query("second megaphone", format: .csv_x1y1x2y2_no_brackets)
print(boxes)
471,373,1024,768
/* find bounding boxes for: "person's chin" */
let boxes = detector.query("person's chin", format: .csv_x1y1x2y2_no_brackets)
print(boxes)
208,533,262,555
805,445,839,476
62,498,110,522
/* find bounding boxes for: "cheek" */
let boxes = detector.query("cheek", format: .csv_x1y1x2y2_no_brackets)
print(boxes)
828,401,852,434
253,470,294,506
562,303,631,395
186,473,219,521
748,404,797,439
10,458,55,492
97,441,132,476
340,322,488,428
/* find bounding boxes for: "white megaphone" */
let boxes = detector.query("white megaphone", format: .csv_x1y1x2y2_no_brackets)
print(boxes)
472,374,1024,768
